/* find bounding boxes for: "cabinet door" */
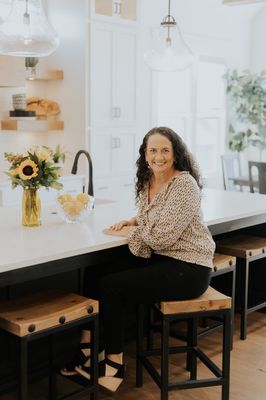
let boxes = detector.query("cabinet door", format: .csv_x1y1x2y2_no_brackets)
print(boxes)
91,133,112,177
90,23,113,126
90,22,136,127
111,133,135,174
113,27,136,125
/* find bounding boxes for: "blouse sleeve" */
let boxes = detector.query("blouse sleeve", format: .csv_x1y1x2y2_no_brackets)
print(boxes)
130,175,201,252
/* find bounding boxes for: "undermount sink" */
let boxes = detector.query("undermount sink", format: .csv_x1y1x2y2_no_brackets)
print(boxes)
94,198,116,206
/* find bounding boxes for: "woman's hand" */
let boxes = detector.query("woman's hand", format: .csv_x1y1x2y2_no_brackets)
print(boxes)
110,217,137,231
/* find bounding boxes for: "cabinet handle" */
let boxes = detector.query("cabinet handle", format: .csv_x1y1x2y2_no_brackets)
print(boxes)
112,137,121,148
117,107,121,118
118,2,121,14
111,107,117,118
112,137,117,148
114,2,119,14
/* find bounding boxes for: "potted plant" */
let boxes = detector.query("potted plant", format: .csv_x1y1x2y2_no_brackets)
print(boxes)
52,144,67,164
25,57,39,79
225,69,266,158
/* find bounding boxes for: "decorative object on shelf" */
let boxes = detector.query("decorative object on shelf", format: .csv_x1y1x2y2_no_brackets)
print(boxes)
52,144,67,164
12,93,27,110
9,109,36,120
144,0,193,71
57,192,94,223
25,56,39,80
0,0,60,57
26,96,60,117
225,69,266,156
4,146,63,227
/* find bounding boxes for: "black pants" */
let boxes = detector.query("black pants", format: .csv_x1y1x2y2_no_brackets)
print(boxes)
85,252,211,354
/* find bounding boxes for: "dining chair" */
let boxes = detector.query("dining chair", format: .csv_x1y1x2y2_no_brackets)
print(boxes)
221,153,243,191
248,161,266,194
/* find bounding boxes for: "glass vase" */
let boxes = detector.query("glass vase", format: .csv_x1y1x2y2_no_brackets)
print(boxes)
22,188,41,227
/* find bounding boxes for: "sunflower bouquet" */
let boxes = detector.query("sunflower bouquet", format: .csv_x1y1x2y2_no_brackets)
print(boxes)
4,146,63,190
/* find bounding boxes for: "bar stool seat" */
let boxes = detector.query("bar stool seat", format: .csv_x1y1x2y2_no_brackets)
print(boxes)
0,289,99,400
213,253,236,274
216,234,266,340
158,253,236,348
136,287,232,400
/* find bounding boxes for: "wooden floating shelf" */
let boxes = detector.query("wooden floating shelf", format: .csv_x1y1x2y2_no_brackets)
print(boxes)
1,120,64,132
26,69,64,81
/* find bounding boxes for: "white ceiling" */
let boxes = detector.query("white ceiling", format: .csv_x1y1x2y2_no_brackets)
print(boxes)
141,0,266,34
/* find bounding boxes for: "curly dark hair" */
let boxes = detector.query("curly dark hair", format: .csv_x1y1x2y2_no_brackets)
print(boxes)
135,126,202,200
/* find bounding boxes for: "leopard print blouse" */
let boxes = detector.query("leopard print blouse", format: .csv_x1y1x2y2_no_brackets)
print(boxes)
127,172,215,269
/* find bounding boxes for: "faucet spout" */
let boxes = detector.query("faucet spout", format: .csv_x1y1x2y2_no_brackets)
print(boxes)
71,150,94,196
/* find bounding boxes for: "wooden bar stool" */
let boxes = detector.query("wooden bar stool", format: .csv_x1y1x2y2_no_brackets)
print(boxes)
216,234,266,340
0,289,99,400
147,254,236,349
136,287,231,400
198,253,236,347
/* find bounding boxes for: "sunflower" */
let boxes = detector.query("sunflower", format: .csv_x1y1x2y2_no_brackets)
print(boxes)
18,160,39,180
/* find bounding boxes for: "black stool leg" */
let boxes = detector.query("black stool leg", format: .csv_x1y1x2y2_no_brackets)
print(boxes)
186,317,198,379
161,315,169,400
239,259,249,340
146,306,154,351
136,304,144,388
230,266,236,349
222,310,231,400
90,316,99,400
19,338,28,400
49,334,57,400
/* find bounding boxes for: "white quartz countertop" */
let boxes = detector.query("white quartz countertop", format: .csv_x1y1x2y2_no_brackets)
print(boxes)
1,188,266,274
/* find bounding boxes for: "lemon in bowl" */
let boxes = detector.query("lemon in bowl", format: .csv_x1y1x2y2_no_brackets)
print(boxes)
57,192,94,223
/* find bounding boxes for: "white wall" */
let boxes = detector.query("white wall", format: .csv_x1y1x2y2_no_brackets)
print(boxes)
250,4,266,72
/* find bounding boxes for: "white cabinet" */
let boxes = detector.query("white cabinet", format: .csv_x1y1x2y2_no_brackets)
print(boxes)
90,128,135,178
91,0,137,21
90,21,137,127
88,18,138,198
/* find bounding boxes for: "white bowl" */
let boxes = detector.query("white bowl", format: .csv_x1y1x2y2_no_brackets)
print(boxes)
57,192,94,223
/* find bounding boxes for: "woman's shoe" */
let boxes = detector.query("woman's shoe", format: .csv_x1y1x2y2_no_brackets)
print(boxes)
60,342,104,376
75,358,126,392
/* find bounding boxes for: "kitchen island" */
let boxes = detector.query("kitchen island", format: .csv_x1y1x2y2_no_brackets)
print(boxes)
1,188,266,288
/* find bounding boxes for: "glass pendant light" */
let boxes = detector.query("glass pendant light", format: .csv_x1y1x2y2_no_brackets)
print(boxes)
0,0,59,57
144,0,193,71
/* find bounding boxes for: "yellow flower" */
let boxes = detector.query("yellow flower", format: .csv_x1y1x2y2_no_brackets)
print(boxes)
35,147,52,161
9,168,18,176
18,160,39,180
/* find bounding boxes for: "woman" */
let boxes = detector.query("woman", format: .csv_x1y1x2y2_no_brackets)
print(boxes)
61,126,215,392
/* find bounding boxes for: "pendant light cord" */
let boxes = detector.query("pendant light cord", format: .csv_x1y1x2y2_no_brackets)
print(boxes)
168,0,171,17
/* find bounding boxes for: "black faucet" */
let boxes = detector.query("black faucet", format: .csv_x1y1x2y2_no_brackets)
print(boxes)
71,150,94,197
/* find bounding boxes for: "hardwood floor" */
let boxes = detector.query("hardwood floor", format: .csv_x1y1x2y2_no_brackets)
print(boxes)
2,312,266,399
91,312,266,400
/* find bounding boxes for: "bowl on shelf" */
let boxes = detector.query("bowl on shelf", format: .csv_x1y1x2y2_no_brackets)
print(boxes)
57,192,94,223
